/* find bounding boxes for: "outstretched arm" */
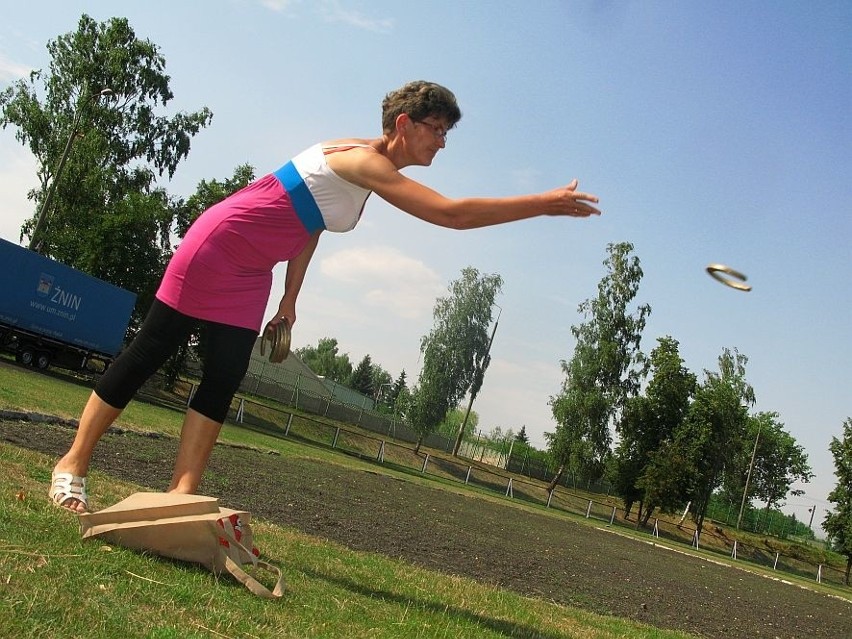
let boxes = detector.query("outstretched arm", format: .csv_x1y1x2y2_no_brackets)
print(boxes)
270,229,322,328
353,152,600,230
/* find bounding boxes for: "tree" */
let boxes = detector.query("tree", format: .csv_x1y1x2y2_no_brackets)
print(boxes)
824,417,852,585
295,338,353,384
381,369,408,413
515,426,530,445
408,267,503,453
369,363,393,404
678,348,754,536
636,438,695,525
613,336,696,521
437,407,479,440
349,355,375,397
725,411,813,530
392,384,412,419
0,14,212,328
546,242,650,491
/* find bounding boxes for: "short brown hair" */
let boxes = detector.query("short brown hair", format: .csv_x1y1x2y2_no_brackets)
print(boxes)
381,81,462,133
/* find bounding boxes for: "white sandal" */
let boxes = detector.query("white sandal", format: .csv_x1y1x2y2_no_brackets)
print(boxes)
49,471,89,513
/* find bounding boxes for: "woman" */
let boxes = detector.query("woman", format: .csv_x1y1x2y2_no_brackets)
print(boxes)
50,80,600,513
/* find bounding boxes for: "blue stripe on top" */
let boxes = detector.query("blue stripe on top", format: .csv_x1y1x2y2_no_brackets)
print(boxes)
273,161,326,233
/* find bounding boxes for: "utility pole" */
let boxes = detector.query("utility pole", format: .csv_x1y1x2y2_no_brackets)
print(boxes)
29,87,113,253
736,422,761,529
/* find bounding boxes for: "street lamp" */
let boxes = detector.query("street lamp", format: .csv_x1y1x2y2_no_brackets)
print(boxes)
29,87,114,253
452,303,502,457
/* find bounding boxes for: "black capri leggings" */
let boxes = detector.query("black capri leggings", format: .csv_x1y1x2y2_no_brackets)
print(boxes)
95,299,258,423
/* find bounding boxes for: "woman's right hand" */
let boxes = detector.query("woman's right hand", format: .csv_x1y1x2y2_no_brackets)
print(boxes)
547,179,601,217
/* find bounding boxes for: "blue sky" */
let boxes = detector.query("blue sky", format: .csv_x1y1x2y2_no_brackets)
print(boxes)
1,1,849,533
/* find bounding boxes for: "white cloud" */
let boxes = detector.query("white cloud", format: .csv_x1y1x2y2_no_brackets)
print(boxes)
320,245,443,319
319,0,394,33
258,0,302,13
0,52,32,82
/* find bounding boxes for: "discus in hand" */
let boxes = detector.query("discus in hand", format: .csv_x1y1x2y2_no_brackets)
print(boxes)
260,318,291,363
706,264,751,292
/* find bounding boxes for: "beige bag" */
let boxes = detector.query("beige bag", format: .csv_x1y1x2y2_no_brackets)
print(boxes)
79,492,284,598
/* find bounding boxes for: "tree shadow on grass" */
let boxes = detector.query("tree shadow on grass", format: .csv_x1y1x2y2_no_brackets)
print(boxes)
298,566,574,639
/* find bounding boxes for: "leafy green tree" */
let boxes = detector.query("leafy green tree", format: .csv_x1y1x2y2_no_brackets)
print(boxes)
409,267,502,453
381,369,408,413
488,426,515,443
369,364,393,403
294,338,353,384
437,407,479,439
393,383,412,419
678,348,754,535
349,355,375,397
824,417,852,585
636,438,695,525
613,336,696,521
726,412,813,530
547,242,650,491
0,14,212,329
515,426,530,445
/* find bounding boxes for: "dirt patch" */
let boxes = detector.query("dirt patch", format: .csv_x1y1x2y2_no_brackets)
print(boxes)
3,418,850,638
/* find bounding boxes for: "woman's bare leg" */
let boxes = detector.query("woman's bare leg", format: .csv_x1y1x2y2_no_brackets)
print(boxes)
167,408,222,494
52,391,123,513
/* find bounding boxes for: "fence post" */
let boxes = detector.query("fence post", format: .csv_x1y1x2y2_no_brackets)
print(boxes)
505,478,514,498
692,531,699,549
731,540,738,560
585,500,592,519
236,398,245,423
253,361,265,394
332,427,340,449
465,467,472,485
609,506,616,526
294,373,300,409
653,519,659,538
284,413,293,436
773,552,780,570
546,490,553,508
376,440,385,463
186,383,196,406
817,565,823,584
421,454,429,474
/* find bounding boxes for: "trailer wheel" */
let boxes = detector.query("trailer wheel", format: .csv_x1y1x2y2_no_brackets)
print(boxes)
36,352,52,370
17,348,35,366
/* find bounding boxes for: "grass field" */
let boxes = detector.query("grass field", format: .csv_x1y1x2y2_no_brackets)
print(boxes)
0,362,698,638
2,361,850,638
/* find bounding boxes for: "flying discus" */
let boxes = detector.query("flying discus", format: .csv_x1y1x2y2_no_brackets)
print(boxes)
706,264,751,292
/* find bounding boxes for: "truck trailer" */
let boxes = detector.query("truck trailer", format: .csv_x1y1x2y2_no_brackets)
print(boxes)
0,237,137,371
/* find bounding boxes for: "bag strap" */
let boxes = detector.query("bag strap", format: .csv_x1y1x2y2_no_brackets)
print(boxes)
218,527,285,599
223,555,285,599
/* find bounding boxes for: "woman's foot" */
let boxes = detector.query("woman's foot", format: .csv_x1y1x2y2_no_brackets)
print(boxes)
49,469,89,514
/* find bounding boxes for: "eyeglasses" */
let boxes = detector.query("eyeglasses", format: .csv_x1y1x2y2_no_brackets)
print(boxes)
413,119,449,141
